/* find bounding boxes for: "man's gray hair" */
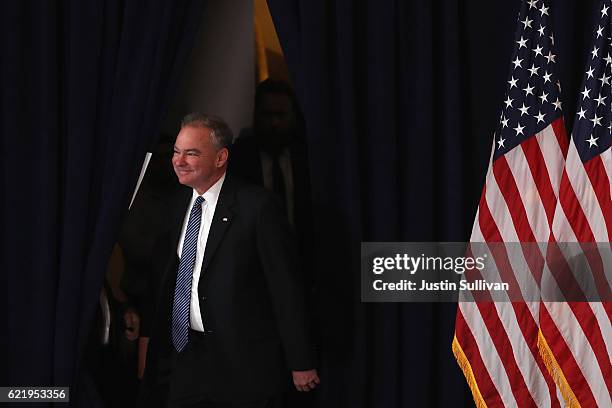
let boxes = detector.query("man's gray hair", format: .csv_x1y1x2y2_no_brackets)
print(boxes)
181,112,234,150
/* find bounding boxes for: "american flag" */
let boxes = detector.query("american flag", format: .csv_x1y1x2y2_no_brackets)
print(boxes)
453,0,566,406
538,0,612,406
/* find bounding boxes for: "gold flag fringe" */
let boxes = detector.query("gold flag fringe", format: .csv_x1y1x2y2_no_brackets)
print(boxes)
452,335,488,408
537,329,582,408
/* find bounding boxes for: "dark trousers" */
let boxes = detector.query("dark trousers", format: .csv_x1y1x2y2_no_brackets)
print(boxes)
166,330,280,408
168,398,274,408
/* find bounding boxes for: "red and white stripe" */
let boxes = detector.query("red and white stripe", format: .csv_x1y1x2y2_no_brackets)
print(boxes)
539,136,612,408
455,119,566,407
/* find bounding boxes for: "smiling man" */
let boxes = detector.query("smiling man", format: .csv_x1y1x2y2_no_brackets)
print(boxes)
139,113,319,408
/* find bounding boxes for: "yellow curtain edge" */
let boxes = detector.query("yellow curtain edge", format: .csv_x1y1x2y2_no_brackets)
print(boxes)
452,335,488,408
537,329,582,408
254,17,268,82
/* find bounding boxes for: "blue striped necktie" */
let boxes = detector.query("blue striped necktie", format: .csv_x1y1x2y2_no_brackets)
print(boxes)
172,195,204,352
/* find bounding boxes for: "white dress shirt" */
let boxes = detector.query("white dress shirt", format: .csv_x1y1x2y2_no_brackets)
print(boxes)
176,172,225,332
259,148,295,225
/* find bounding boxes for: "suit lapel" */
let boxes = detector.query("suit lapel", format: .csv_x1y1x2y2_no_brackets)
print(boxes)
246,137,264,185
254,147,264,185
160,186,192,288
201,177,236,273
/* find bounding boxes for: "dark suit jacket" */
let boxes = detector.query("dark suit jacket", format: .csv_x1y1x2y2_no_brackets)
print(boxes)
140,176,314,403
229,129,315,283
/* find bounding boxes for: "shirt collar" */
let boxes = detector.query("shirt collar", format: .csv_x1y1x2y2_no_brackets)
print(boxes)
192,172,226,203
260,147,290,160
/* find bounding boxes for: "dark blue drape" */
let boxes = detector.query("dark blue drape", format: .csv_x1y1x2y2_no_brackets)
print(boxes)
1,1,203,406
267,0,599,407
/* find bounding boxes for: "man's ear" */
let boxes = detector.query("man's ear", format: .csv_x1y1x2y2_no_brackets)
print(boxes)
216,147,229,168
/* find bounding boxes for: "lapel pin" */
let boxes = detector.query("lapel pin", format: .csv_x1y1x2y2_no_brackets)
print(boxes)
222,217,229,222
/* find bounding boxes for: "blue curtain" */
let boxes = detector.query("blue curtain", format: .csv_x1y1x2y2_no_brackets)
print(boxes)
267,0,598,406
1,1,203,406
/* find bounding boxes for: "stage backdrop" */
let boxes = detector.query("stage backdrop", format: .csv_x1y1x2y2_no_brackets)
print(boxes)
1,0,203,405
0,0,604,407
267,0,599,407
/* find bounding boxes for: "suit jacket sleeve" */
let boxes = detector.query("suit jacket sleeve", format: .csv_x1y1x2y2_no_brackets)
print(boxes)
255,194,316,371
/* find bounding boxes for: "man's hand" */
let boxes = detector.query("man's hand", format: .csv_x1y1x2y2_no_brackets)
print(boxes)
292,369,320,392
123,308,140,341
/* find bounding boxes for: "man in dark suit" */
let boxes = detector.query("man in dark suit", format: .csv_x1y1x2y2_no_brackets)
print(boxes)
139,113,319,408
229,80,314,282
229,81,318,408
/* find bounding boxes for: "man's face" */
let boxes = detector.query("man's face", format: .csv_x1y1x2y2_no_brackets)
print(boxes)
256,93,295,135
255,93,296,154
172,125,226,194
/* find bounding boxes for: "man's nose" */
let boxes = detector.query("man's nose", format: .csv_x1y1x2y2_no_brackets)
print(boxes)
173,155,184,166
